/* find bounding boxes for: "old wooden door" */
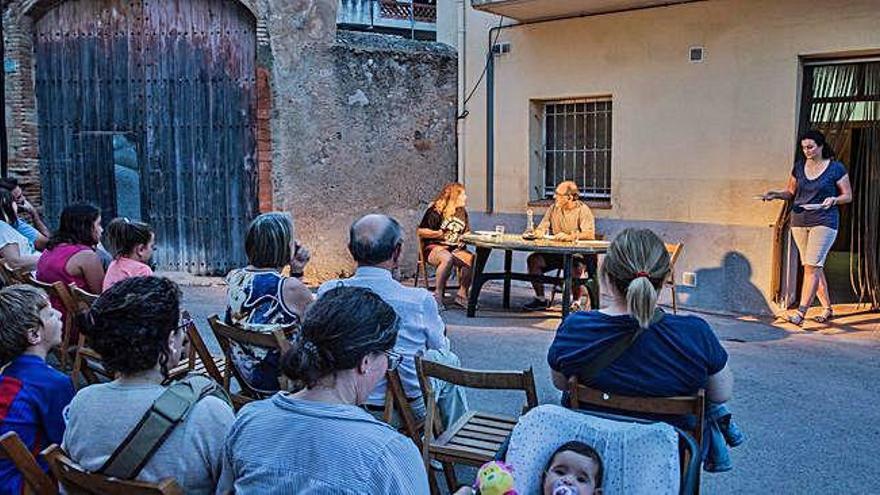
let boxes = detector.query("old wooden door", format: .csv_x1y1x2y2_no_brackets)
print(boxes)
34,0,257,275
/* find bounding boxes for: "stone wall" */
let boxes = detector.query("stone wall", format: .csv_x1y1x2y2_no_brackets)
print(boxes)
269,30,458,280
2,0,458,280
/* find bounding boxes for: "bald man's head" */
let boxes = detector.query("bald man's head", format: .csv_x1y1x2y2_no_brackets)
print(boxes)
348,214,403,266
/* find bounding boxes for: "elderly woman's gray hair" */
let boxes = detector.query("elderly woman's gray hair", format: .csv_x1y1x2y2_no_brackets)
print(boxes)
245,212,294,268
348,214,403,266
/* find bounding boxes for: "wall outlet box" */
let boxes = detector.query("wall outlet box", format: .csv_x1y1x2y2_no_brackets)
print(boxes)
682,272,697,287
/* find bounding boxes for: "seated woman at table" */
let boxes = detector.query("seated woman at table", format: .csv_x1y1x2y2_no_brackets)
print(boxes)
547,228,743,472
523,181,597,312
225,212,313,394
418,182,473,309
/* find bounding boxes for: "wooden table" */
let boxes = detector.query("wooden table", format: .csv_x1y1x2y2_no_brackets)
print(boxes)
461,233,610,319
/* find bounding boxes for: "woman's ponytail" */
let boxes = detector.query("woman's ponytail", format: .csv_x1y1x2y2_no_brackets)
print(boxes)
601,229,671,328
626,274,659,329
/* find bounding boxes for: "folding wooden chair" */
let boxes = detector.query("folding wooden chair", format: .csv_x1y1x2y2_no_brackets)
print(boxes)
67,286,111,389
568,377,705,493
381,367,425,450
207,315,293,411
23,275,78,370
415,357,538,494
665,242,684,314
164,312,227,387
0,261,30,286
414,234,460,294
0,431,57,495
42,444,182,495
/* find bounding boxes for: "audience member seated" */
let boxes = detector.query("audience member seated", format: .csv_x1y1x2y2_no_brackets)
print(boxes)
0,285,75,494
523,181,597,312
0,189,40,272
547,228,741,472
0,178,50,251
102,217,155,291
225,212,313,394
417,182,474,309
222,286,429,493
63,276,234,493
36,203,105,318
318,214,468,429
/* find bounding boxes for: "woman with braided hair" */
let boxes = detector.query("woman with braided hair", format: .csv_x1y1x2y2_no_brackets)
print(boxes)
62,276,234,493
222,285,430,493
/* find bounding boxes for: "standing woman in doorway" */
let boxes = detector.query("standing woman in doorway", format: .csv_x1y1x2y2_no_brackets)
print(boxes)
762,130,852,325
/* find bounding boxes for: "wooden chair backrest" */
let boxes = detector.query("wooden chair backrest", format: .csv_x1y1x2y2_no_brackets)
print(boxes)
207,314,292,398
567,377,705,447
665,243,684,267
415,356,539,432
0,262,30,285
181,311,225,387
0,432,57,495
42,444,182,495
382,367,424,449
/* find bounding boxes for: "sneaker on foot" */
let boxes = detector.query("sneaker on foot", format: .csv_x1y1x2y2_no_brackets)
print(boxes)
522,298,549,311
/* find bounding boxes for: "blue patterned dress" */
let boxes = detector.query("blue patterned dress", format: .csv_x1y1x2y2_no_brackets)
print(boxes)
225,269,300,394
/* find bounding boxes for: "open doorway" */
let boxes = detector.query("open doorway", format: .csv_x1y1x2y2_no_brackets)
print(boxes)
791,59,880,309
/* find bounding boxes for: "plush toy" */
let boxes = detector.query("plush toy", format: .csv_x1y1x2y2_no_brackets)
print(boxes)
473,460,518,495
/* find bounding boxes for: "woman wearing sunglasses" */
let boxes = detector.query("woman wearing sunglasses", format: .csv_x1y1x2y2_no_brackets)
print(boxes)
222,286,429,493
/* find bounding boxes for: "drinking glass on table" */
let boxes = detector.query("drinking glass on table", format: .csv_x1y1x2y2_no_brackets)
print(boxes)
494,225,505,238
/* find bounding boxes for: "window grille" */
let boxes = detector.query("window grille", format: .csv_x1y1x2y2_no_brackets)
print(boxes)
543,98,612,200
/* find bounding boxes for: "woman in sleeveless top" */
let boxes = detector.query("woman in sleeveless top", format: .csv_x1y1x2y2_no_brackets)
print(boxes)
225,212,313,394
36,204,105,326
417,182,473,309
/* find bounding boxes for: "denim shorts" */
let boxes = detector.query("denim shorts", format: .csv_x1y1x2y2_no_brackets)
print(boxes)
791,226,837,267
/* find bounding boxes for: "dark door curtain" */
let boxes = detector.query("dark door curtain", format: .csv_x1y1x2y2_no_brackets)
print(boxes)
799,61,880,309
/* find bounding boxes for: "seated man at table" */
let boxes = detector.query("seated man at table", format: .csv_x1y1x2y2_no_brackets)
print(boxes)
523,181,597,312
317,214,468,430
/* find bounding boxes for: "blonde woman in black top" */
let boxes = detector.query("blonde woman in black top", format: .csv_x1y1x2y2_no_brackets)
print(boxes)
418,183,473,309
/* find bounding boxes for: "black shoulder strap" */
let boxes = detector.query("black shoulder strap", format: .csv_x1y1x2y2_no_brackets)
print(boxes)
579,309,664,382
98,375,231,480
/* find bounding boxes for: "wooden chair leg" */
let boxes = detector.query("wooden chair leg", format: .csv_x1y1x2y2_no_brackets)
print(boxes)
671,285,678,314
427,466,442,495
442,462,457,493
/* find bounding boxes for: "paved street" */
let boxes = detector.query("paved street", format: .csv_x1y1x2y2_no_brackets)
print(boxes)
180,280,880,494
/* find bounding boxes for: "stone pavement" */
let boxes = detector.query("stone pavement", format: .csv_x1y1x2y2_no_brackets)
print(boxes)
179,280,880,494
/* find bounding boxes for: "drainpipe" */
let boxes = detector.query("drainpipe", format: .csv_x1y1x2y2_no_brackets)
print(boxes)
482,0,706,213
456,0,466,184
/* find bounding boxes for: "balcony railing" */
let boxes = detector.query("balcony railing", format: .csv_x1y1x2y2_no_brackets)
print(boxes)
338,0,436,36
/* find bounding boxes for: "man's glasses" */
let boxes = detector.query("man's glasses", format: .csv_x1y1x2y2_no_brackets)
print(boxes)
384,349,403,371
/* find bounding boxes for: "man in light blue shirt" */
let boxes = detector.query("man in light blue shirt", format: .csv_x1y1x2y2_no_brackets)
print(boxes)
318,214,468,429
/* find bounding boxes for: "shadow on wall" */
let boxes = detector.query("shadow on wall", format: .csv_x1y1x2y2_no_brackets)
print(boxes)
678,251,773,316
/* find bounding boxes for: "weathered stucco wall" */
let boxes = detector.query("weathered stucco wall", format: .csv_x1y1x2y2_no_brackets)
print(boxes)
3,0,457,280
265,1,458,280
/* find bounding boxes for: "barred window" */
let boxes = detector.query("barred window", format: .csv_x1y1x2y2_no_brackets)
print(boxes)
543,98,612,200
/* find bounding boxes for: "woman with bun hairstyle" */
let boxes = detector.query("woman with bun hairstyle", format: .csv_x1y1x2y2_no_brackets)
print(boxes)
547,228,742,472
222,286,429,493
102,217,155,291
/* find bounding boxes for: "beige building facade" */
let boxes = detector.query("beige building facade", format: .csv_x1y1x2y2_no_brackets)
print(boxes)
438,0,880,314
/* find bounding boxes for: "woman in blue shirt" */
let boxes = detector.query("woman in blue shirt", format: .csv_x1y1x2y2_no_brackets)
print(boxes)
762,130,852,325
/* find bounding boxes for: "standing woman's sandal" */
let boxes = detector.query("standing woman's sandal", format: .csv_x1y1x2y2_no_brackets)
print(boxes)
787,306,808,326
813,307,833,323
